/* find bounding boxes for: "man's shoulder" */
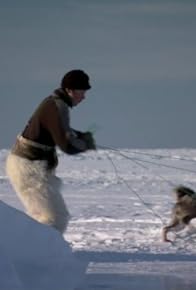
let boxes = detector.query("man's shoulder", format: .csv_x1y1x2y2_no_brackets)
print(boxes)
32,96,57,117
35,92,70,116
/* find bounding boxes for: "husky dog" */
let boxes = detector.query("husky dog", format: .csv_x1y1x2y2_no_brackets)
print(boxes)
162,186,196,242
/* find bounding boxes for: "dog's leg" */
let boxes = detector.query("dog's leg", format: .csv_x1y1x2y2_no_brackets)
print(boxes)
162,218,179,243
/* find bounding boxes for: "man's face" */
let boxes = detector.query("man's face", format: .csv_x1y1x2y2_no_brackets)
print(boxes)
66,89,87,106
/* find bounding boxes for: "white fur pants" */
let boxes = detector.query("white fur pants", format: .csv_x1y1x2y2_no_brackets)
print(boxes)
6,153,70,233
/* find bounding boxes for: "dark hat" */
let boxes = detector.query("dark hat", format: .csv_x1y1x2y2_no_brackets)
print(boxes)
61,70,91,90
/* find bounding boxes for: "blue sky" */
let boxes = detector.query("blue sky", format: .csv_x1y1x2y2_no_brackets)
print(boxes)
0,0,196,148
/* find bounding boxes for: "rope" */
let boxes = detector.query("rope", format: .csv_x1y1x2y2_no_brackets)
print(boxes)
128,149,196,164
98,145,196,175
98,145,196,225
102,149,165,225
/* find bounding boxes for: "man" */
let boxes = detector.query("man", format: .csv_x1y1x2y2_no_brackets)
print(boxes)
6,69,96,234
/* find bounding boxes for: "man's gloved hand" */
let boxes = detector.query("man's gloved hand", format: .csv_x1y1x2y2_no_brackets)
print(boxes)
80,131,96,150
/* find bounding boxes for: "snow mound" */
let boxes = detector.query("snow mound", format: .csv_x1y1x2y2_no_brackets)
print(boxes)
0,201,87,290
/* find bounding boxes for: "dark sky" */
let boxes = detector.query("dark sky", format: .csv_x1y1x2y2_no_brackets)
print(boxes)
0,0,196,148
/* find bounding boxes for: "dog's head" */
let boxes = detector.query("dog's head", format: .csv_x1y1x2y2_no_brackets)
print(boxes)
174,185,196,201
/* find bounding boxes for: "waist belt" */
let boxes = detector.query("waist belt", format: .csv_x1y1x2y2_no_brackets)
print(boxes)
17,135,54,151
11,135,56,161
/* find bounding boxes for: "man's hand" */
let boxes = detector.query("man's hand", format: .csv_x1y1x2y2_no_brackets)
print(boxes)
80,132,96,150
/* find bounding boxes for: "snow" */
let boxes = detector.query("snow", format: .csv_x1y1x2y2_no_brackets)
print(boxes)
1,148,196,289
0,201,86,290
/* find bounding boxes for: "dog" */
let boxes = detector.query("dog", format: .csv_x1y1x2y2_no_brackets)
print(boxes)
162,185,196,242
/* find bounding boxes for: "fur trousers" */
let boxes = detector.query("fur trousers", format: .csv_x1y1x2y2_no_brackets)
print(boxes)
6,153,70,234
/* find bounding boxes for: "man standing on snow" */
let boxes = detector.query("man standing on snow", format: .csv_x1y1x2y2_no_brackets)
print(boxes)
6,69,96,234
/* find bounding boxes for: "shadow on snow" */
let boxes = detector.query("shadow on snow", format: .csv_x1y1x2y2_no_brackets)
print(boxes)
76,251,196,290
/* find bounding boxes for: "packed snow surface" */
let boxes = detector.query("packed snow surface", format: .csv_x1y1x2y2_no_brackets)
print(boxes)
1,148,196,289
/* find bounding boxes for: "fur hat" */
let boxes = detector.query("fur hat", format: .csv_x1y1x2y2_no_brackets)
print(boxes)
61,70,91,90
